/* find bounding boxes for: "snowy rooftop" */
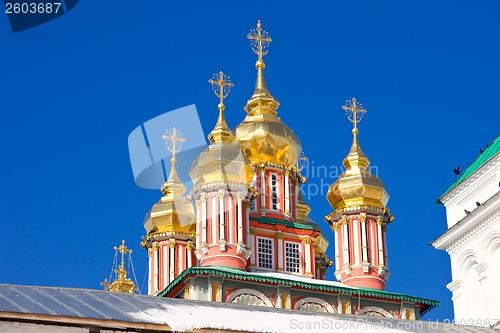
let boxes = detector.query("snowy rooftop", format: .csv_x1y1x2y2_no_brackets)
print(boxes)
0,284,497,333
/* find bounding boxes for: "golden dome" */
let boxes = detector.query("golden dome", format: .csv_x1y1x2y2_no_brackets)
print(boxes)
189,72,254,188
144,128,195,235
327,99,389,211
234,20,301,166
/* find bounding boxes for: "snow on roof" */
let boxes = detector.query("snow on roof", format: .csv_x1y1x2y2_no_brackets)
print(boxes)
0,284,494,333
249,269,356,289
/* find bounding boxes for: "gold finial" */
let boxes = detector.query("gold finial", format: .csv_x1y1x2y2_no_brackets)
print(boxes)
340,98,369,170
114,240,132,269
162,127,186,164
207,71,235,143
244,20,279,115
342,98,366,135
109,240,137,294
208,71,234,112
161,127,187,195
247,20,272,68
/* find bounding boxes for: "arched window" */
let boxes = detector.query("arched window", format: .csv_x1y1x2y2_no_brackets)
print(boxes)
356,306,395,318
295,297,336,313
226,288,274,307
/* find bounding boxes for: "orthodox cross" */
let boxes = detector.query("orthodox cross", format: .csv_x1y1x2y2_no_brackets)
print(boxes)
162,127,186,162
208,71,234,110
100,278,110,291
247,20,272,60
342,98,366,132
114,240,132,268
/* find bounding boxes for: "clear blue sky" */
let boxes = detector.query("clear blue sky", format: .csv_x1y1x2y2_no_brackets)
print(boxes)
0,0,499,322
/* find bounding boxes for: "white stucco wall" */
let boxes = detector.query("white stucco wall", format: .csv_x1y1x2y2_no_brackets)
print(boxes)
434,153,500,323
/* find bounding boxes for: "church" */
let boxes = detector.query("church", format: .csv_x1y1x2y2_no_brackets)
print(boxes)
2,20,499,333
139,20,436,318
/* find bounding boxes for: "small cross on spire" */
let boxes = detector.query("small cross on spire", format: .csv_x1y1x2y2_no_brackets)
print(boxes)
247,20,272,61
162,127,186,163
208,71,234,111
114,240,132,268
342,98,366,134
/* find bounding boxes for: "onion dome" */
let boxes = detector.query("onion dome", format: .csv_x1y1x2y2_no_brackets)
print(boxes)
189,71,254,188
235,20,302,166
107,241,137,294
327,98,390,211
143,128,195,235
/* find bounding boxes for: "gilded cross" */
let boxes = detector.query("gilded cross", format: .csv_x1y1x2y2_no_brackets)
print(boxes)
100,278,110,291
208,71,234,110
247,20,272,60
342,98,366,131
162,127,186,161
114,240,132,268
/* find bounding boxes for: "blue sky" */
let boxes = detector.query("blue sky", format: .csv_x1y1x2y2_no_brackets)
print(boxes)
0,0,499,322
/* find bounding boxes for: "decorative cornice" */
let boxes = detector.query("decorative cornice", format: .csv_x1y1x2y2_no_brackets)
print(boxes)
445,206,500,253
440,154,500,205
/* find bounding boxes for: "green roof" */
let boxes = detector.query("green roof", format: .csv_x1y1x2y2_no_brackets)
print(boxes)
439,135,500,202
251,216,314,230
158,266,439,315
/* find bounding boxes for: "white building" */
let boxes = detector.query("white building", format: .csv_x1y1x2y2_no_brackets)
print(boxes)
432,135,500,324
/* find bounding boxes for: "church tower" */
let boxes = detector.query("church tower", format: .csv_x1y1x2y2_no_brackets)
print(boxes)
326,98,393,290
189,71,254,270
234,21,327,278
141,128,196,295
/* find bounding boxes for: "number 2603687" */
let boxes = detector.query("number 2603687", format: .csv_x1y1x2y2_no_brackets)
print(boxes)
5,2,62,14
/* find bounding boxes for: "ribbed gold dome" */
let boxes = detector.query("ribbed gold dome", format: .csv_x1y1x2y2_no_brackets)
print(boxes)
326,129,389,210
144,154,195,235
190,101,254,188
235,20,301,167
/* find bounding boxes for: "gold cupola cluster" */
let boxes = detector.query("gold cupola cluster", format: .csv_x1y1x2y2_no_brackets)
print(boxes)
327,98,390,211
235,20,302,167
143,128,195,236
189,71,254,188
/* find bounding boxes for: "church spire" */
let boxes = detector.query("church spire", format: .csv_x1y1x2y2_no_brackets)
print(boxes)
207,71,235,143
341,98,370,170
108,240,137,294
161,127,187,197
245,20,280,115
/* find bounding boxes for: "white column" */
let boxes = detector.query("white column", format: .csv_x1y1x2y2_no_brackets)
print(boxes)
228,196,234,243
334,226,340,268
303,238,312,275
162,244,168,288
237,194,243,243
178,244,184,275
377,220,384,266
360,216,368,263
277,233,284,270
187,243,193,268
201,195,207,244
169,241,175,281
249,229,256,265
294,180,299,219
353,219,360,265
260,168,266,209
211,196,217,244
219,192,225,241
153,246,159,292
196,201,201,249
342,218,350,264
299,241,304,274
148,250,153,295
284,172,290,214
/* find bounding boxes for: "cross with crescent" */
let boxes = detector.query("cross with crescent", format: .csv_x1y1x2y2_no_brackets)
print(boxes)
342,97,366,132
162,127,186,162
208,70,234,110
247,20,272,60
